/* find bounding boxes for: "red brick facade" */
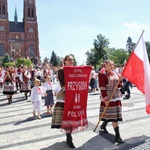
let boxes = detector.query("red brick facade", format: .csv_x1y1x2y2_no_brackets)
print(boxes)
0,0,39,62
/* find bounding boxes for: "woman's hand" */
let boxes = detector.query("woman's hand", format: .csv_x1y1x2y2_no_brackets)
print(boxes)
119,75,124,81
104,100,109,107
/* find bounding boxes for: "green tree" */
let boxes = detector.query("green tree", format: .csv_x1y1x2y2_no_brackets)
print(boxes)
93,34,109,61
50,51,59,66
15,58,33,68
2,53,10,66
85,48,97,67
85,34,109,68
4,61,15,67
106,48,129,66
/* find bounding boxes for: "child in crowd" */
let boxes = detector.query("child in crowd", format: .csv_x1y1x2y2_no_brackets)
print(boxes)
43,76,54,114
31,79,46,119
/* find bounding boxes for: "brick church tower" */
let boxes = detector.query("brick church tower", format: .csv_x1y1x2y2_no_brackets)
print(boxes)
0,0,40,63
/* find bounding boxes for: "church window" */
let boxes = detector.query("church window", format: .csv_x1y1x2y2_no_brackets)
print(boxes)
0,5,1,15
2,5,5,15
29,45,34,57
0,43,4,56
28,8,30,17
31,8,34,18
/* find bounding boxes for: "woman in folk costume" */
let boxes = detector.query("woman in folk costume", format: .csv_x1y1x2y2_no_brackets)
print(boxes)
43,75,54,114
42,64,51,83
0,67,5,88
29,64,37,89
98,59,124,143
3,66,17,104
15,65,23,91
31,79,46,119
20,66,31,100
51,55,75,148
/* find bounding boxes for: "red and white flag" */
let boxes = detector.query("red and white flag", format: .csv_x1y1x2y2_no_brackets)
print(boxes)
122,31,150,114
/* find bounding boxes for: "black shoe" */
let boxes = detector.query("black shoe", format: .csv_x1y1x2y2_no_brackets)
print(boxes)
25,94,28,100
8,98,11,104
66,140,75,148
126,94,130,99
114,126,124,143
100,121,109,133
115,137,124,143
10,96,12,103
100,126,108,133
66,133,75,148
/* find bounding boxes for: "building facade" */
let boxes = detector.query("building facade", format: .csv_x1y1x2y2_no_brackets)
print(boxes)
0,0,40,63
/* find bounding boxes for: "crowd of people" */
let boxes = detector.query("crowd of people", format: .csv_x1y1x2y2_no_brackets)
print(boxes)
0,57,133,148
0,64,58,105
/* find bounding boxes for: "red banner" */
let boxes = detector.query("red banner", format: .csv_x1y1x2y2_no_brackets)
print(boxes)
61,66,92,132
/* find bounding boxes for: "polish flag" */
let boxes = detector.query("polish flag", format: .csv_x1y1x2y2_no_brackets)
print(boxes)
122,32,150,114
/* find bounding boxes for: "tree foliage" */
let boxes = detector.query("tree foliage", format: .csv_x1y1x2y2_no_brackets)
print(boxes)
15,58,33,67
106,48,129,66
85,48,97,67
85,34,109,68
4,61,15,67
85,34,130,69
93,34,109,61
50,51,59,66
2,53,10,66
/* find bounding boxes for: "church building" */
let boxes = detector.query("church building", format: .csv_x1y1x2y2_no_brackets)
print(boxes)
0,0,40,63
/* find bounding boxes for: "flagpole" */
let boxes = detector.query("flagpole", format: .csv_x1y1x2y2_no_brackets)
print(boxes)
93,79,121,132
133,30,145,51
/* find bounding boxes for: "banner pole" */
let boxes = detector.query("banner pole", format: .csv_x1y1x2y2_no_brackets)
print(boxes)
133,30,144,51
93,79,121,132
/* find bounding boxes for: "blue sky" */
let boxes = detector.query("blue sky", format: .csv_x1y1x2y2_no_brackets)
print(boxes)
8,0,150,64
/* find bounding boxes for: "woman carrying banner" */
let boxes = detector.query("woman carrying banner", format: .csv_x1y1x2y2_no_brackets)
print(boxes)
51,55,75,148
99,59,124,143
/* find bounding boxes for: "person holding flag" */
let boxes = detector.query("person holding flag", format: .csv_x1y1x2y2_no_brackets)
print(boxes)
98,59,124,143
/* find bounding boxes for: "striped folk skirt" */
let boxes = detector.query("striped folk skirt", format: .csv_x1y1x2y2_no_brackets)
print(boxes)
99,100,123,122
51,102,64,129
3,82,17,95
20,83,31,93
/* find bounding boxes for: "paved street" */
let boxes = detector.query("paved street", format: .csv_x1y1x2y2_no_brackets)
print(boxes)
0,86,150,150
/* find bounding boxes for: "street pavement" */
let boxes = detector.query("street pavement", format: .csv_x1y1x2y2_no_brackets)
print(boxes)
0,86,150,150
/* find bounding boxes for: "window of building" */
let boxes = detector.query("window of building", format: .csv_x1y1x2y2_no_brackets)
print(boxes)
0,5,1,15
29,45,34,57
0,43,5,56
2,5,5,15
32,8,34,18
28,8,30,17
